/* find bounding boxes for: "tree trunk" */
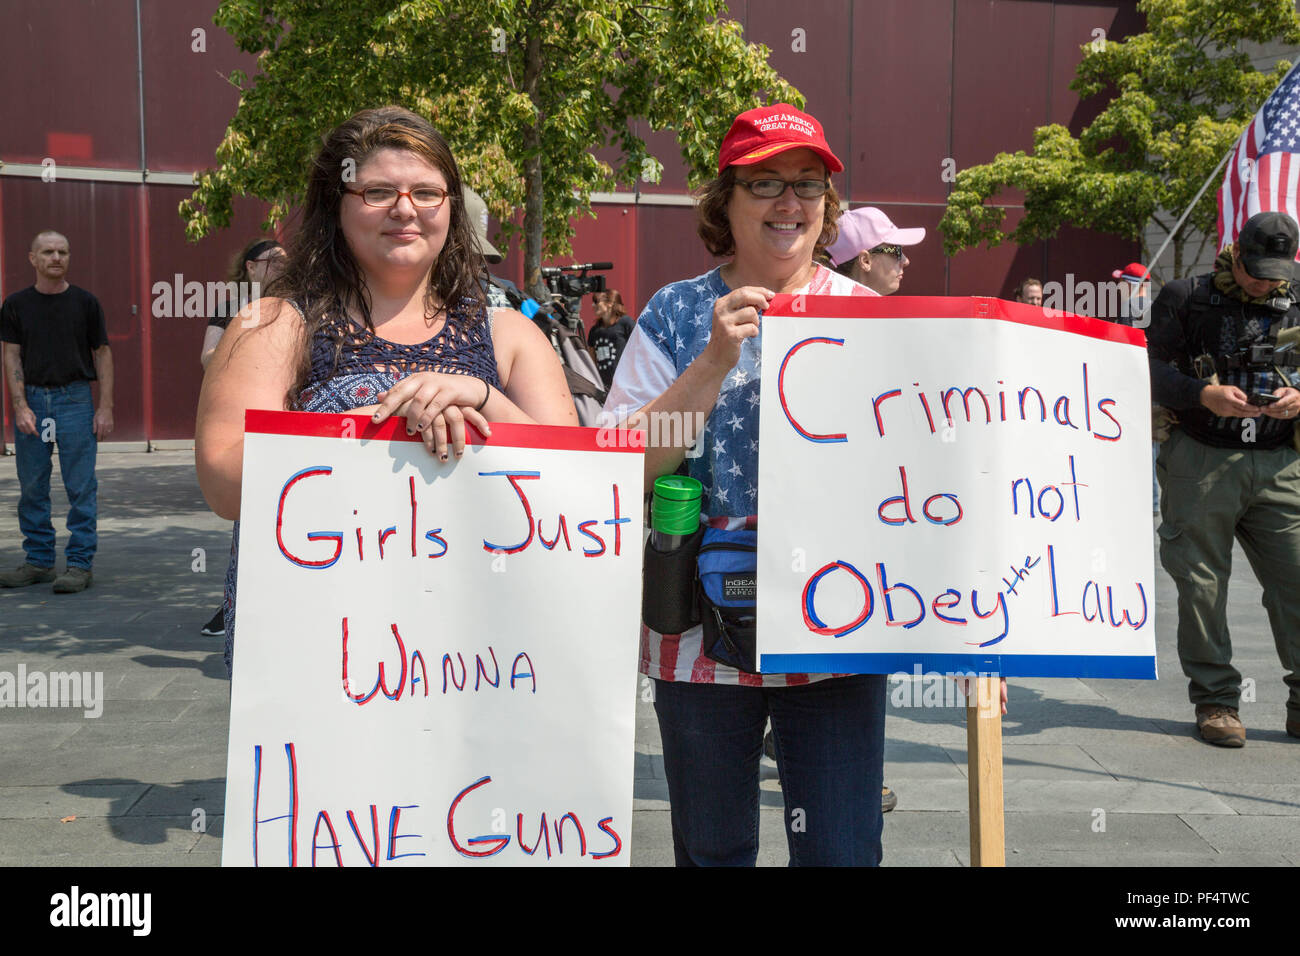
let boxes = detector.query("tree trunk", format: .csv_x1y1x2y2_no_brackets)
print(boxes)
522,28,546,302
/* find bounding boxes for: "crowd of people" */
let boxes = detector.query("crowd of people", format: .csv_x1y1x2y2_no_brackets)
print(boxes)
4,99,1298,866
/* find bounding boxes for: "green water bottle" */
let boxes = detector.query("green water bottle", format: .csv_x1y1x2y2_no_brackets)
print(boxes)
650,475,702,551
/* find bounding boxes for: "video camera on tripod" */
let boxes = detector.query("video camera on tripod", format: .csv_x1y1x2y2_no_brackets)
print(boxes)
541,262,611,331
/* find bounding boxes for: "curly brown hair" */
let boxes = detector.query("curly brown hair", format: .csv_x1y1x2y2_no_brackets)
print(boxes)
266,106,488,407
694,165,841,260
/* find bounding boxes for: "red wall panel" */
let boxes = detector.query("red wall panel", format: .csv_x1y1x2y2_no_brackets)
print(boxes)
848,0,955,205
140,0,259,172
636,206,721,311
0,0,142,169
1049,3,1144,133
951,0,1054,208
746,0,854,191
145,190,276,439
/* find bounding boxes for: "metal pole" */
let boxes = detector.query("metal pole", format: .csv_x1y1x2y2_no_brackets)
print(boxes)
1139,148,1233,287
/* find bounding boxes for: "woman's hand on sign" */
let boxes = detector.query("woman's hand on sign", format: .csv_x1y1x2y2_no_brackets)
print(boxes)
701,287,772,373
372,372,492,462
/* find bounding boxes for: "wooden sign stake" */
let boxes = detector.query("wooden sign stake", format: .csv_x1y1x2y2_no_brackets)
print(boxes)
965,675,1005,867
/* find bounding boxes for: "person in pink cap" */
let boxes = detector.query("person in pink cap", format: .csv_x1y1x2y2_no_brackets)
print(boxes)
605,103,884,866
824,206,926,296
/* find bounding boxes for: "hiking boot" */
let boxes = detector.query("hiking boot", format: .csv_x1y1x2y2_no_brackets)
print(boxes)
201,608,226,636
1195,704,1244,747
52,567,93,594
0,563,56,588
882,785,898,813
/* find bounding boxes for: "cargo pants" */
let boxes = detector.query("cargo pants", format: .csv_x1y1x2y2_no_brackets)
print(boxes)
1156,428,1300,722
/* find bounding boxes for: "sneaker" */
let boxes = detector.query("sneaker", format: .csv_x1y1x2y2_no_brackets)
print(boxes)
201,608,226,637
1195,704,1245,747
52,567,93,594
882,785,898,813
0,563,56,588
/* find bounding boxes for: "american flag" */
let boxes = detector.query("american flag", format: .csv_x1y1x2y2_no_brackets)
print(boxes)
1218,60,1300,251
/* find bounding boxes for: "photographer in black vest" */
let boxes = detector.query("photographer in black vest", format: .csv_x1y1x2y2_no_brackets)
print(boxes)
1147,211,1300,747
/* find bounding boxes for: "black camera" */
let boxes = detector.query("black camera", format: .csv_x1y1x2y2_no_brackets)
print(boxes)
541,262,611,330
1227,340,1298,372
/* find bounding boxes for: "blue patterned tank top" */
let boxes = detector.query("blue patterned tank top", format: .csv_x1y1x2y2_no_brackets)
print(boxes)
223,298,503,674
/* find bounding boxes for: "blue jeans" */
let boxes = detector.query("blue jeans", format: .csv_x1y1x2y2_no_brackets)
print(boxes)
653,674,886,866
14,383,98,569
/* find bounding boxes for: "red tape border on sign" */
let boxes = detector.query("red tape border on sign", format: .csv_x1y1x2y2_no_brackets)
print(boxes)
244,409,645,453
764,294,1148,347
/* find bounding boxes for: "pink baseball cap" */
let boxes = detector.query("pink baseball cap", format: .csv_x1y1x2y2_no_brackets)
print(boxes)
825,207,926,266
717,103,843,175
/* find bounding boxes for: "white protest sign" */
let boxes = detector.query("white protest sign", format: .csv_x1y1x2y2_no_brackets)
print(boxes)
757,295,1156,679
222,411,643,866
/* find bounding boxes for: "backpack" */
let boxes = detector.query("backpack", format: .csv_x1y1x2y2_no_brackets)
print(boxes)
486,274,609,427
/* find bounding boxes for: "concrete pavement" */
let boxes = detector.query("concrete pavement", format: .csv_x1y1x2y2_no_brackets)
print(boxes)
1,449,1297,866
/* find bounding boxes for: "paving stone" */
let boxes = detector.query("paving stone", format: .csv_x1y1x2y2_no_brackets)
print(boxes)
1179,814,1300,858
0,784,148,820
940,744,1113,781
0,815,202,861
884,741,967,779
124,780,227,817
1198,783,1300,815
1081,739,1300,784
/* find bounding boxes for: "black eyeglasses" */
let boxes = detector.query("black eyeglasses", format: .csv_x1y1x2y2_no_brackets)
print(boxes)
735,178,829,199
344,185,449,208
870,243,905,259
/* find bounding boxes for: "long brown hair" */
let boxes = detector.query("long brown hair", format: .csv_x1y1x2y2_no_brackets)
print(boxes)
269,106,488,406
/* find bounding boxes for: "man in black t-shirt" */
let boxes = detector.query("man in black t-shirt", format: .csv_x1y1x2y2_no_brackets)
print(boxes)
1,230,113,593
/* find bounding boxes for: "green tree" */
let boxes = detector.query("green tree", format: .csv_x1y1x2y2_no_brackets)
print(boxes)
939,0,1300,279
182,0,800,298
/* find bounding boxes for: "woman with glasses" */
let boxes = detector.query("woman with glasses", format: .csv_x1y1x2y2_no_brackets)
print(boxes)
605,104,884,866
823,206,925,297
196,106,576,674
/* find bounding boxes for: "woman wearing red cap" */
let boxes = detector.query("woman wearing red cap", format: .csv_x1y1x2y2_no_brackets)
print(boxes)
606,104,883,866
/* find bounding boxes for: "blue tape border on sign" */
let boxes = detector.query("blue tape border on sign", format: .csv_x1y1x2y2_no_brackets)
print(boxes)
759,653,1156,679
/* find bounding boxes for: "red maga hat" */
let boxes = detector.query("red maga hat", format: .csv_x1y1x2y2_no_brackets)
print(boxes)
717,103,843,175
1112,262,1150,282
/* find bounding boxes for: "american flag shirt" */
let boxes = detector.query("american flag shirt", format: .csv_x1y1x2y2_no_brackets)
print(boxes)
605,264,874,685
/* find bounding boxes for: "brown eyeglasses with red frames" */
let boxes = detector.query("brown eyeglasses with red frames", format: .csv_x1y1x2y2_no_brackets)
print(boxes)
343,185,449,208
